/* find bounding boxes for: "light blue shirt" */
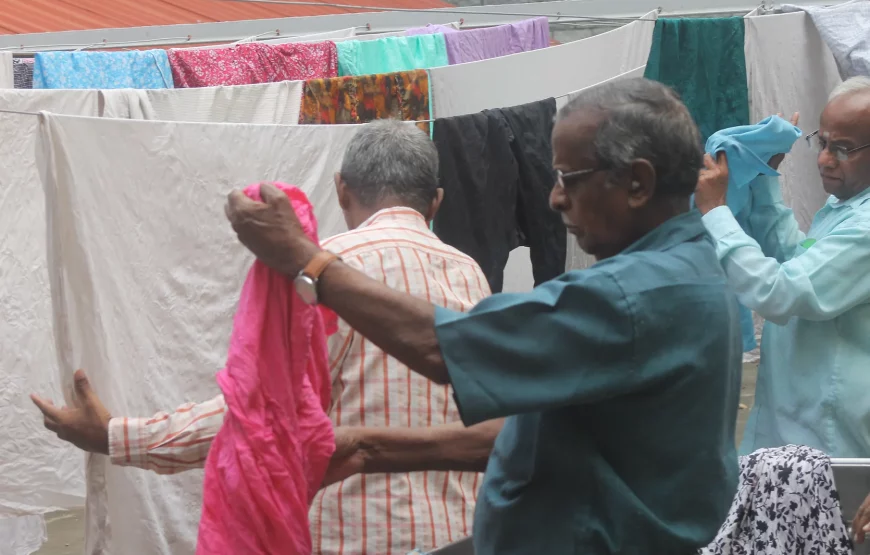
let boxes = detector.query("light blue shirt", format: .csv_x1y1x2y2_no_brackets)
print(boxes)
703,175,870,457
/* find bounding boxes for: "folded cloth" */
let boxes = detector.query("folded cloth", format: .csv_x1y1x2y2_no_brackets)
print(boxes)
33,50,173,89
299,69,431,132
196,183,337,555
168,42,338,87
705,115,802,221
782,1,870,80
336,34,449,76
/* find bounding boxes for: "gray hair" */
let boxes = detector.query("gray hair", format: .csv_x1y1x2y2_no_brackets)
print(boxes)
828,76,870,101
340,119,439,212
556,78,703,197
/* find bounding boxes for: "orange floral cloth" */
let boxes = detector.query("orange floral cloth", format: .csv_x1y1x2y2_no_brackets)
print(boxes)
299,69,431,133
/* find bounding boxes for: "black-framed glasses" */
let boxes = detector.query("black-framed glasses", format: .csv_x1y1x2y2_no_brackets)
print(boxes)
554,168,600,189
806,130,870,162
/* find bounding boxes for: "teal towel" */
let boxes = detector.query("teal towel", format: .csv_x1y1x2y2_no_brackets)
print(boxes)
337,34,450,76
645,17,757,353
645,18,749,142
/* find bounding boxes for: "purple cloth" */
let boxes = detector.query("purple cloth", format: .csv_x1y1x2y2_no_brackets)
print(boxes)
405,24,460,36
443,17,550,64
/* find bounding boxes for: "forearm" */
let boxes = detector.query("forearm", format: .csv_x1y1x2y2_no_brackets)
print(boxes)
317,260,450,384
108,396,226,475
359,419,504,474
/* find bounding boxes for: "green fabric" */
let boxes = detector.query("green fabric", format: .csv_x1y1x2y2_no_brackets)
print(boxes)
336,34,449,77
644,17,750,142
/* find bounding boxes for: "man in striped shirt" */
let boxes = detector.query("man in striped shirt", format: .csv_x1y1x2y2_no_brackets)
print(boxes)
32,119,501,554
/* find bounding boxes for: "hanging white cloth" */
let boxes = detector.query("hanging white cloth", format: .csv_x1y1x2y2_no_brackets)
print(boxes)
37,112,358,555
0,90,102,555
0,515,46,555
782,0,870,81
259,26,358,43
743,10,840,231
0,53,13,89
100,80,303,123
429,11,657,119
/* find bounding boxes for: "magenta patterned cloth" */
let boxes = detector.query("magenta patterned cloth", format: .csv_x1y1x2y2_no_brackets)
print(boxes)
167,42,338,88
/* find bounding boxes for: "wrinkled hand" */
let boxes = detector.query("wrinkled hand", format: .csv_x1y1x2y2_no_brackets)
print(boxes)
768,112,800,171
695,152,730,215
853,492,870,544
322,427,368,488
225,183,320,277
30,369,112,455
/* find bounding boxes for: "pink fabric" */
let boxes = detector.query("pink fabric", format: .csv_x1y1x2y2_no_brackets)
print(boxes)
168,42,338,87
197,183,337,554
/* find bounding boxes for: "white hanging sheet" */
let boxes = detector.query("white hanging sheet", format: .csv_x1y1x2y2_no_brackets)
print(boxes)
0,53,13,89
0,90,103,555
782,1,870,80
744,10,841,230
37,112,358,555
100,80,303,123
558,65,648,273
0,515,46,555
260,26,358,43
429,11,657,119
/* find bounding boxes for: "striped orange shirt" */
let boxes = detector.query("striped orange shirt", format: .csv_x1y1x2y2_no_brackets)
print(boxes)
108,207,491,554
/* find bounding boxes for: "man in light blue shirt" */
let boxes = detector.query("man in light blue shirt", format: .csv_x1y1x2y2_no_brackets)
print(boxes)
696,76,870,457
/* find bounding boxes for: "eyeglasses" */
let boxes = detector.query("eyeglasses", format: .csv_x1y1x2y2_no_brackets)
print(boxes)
806,130,870,162
554,168,600,189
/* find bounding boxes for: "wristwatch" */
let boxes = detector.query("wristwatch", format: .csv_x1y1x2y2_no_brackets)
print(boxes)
294,250,340,305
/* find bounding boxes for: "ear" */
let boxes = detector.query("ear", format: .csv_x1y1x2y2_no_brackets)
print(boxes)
425,188,445,223
626,159,656,208
335,173,352,211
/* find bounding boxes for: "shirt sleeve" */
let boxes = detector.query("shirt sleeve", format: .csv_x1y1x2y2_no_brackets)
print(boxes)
703,205,870,324
743,175,806,262
108,394,227,475
435,271,647,425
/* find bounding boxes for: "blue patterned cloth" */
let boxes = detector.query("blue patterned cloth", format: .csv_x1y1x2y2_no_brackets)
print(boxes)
33,50,174,89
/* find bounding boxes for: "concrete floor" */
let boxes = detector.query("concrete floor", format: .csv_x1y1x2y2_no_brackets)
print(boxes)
33,363,760,554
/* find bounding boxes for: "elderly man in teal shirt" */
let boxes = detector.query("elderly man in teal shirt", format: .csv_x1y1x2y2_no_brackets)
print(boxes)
696,77,870,458
225,78,742,554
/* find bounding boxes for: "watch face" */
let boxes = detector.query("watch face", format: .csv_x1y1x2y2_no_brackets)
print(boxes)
294,274,318,305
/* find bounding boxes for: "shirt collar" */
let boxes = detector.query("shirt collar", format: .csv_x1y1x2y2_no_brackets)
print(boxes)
357,207,429,230
826,185,870,210
622,210,707,255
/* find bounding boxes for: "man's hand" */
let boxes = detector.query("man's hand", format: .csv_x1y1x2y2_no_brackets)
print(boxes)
768,112,800,171
225,183,321,277
853,492,870,544
322,427,368,488
30,369,112,455
695,152,730,215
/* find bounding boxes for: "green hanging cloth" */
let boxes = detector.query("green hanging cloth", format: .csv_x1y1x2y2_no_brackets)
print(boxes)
644,17,749,142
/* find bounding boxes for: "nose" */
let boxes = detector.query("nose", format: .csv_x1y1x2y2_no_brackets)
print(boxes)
818,147,839,169
549,182,568,212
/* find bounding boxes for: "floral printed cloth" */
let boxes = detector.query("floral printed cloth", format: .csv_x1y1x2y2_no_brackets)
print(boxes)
33,50,173,89
13,59,33,89
167,42,338,88
299,69,431,133
700,445,852,555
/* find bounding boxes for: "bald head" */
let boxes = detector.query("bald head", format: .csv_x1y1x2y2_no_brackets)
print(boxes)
817,79,870,199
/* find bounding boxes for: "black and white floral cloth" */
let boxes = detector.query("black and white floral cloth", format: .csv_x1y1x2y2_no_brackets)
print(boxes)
701,444,852,555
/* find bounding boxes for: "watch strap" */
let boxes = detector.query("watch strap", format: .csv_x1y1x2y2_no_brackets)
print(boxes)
301,250,340,280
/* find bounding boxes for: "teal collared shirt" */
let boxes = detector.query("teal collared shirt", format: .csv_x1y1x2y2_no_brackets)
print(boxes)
703,176,870,457
435,211,742,555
